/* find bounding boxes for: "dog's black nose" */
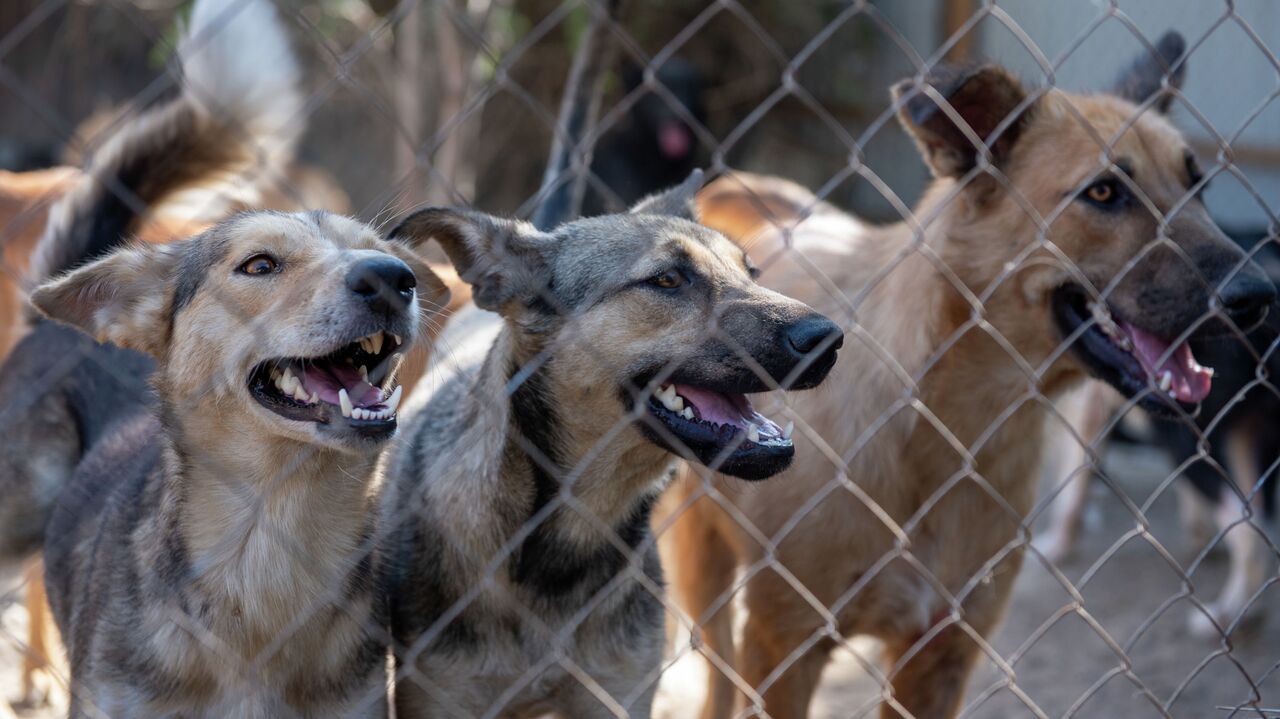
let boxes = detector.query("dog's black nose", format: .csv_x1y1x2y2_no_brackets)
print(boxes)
1218,272,1276,328
347,256,417,314
786,315,844,357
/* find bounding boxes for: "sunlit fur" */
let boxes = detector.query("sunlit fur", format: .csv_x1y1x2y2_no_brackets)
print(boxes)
661,57,1271,719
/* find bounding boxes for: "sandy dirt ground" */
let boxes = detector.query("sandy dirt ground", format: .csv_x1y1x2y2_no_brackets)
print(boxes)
2,441,1276,718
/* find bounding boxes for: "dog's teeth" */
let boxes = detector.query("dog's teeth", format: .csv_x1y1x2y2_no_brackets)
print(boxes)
681,407,694,420
392,333,402,346
308,390,318,404
746,424,760,443
339,388,353,418
1158,371,1173,392
370,333,384,356
293,383,310,403
783,421,794,440
359,365,369,384
385,385,403,414
670,395,684,412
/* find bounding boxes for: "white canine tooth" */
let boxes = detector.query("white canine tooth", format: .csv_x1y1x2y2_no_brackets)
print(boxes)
360,365,369,384
783,421,794,440
746,424,760,444
308,390,318,404
339,388,353,418
293,383,309,402
681,407,694,420
1158,371,1173,392
672,395,684,412
384,385,403,414
370,333,384,356
392,334,402,346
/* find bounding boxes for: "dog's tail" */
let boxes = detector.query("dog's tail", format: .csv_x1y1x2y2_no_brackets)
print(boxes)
695,172,829,245
29,0,302,283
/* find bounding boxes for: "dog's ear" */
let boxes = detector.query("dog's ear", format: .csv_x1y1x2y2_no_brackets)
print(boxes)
389,207,556,315
893,65,1031,178
30,243,182,357
1109,31,1186,114
629,168,704,221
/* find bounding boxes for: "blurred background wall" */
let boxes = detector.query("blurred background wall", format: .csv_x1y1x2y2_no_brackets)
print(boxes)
0,0,1275,229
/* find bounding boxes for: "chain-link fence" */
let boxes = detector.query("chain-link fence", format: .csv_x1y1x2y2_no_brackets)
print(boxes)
0,1,1277,717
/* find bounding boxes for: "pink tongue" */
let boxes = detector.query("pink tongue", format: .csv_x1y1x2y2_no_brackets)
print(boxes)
1118,320,1213,403
299,364,382,408
672,384,783,437
658,121,691,159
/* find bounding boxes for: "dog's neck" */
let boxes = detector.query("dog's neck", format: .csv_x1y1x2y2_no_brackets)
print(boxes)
865,181,1081,494
158,402,380,635
441,324,671,595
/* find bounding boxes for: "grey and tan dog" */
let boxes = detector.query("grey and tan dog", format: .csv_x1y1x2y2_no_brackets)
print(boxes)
377,171,843,718
0,0,451,715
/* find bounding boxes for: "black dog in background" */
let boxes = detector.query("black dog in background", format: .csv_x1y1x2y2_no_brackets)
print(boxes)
582,58,706,215
1149,227,1279,636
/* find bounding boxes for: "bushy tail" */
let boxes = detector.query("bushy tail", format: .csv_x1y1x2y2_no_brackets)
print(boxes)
29,0,302,282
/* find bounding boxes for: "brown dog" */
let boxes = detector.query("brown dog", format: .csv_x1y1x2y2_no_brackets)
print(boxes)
660,33,1275,718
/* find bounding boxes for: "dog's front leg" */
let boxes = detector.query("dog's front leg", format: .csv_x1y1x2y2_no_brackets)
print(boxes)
878,564,1019,719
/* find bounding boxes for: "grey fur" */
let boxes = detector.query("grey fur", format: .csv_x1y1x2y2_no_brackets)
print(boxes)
381,174,841,717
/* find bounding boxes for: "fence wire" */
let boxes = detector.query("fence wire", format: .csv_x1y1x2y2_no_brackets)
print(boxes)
0,1,1277,718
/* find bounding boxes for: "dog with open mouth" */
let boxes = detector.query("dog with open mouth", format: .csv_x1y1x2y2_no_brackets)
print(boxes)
376,170,842,718
661,32,1277,719
0,3,450,714
31,213,446,718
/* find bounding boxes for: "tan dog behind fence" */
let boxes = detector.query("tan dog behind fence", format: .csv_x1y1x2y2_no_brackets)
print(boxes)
659,32,1276,719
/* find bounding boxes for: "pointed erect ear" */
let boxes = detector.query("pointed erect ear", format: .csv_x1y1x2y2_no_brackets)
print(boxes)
389,207,556,315
1109,31,1186,114
893,65,1031,178
629,168,704,221
30,243,182,357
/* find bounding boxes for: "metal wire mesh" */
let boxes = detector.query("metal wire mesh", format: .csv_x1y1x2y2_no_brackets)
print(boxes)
0,1,1277,718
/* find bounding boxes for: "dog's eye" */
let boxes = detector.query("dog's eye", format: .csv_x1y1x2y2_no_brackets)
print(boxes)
1081,179,1121,207
238,254,280,276
649,269,685,290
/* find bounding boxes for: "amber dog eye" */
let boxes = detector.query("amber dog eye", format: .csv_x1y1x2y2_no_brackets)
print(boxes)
238,254,280,275
1082,179,1120,207
650,269,685,290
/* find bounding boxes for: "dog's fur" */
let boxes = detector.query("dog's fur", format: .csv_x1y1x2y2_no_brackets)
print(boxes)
660,34,1276,718
378,172,841,718
1037,233,1279,638
0,1,454,715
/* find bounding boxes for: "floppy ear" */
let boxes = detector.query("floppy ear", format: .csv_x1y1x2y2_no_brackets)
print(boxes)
1109,31,1186,114
389,207,556,315
30,243,181,357
629,168,704,221
893,65,1031,178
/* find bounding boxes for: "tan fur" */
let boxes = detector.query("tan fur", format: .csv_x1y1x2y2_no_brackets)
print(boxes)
661,83,1242,718
32,210,452,718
